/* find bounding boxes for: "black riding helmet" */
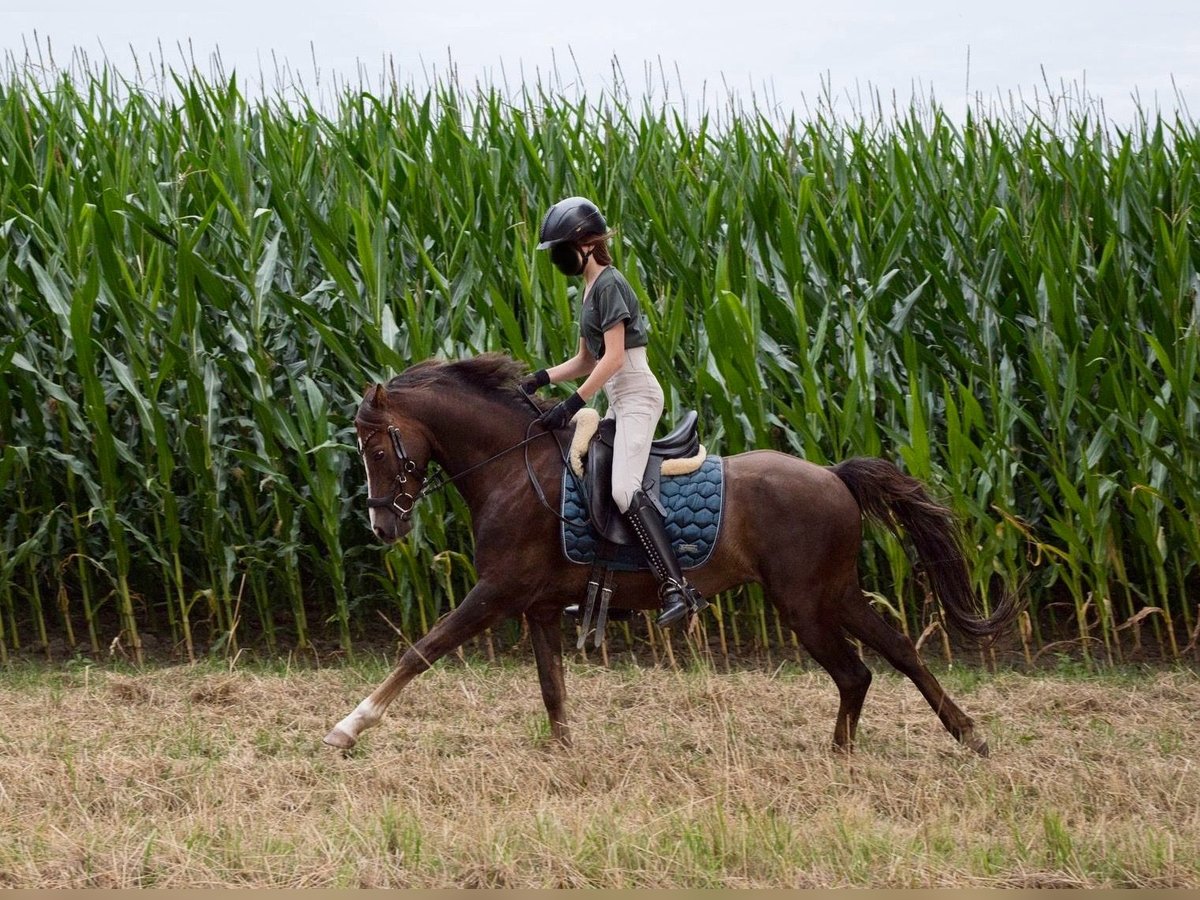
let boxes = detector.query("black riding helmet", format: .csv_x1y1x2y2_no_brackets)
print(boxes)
537,197,608,276
536,196,607,249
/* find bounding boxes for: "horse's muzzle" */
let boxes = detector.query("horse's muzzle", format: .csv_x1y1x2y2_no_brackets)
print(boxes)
371,515,412,544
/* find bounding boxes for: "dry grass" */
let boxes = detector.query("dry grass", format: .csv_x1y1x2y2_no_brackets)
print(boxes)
0,654,1196,888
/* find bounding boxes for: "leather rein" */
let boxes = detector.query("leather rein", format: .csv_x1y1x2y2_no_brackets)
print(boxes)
362,393,581,525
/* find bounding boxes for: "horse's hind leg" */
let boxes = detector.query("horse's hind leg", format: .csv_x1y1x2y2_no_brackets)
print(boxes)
798,624,873,751
839,587,989,756
527,607,571,748
775,586,873,751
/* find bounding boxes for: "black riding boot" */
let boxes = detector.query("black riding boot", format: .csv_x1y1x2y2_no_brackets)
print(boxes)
626,490,706,627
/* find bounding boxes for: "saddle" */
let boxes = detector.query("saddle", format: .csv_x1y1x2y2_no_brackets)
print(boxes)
577,409,701,545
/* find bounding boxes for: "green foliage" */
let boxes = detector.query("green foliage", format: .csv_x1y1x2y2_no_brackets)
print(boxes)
0,59,1196,659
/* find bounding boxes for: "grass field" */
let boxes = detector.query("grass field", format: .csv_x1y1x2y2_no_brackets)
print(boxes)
0,654,1195,888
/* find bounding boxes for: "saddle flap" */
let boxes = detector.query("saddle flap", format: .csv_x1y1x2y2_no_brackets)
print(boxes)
584,435,642,544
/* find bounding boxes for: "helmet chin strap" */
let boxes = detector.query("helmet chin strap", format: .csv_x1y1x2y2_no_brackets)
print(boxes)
551,242,594,276
575,247,593,276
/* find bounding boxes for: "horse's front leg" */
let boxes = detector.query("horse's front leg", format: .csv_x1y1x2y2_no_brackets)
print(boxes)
324,581,506,749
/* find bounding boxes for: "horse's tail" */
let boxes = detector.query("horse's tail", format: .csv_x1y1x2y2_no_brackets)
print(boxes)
829,456,1021,642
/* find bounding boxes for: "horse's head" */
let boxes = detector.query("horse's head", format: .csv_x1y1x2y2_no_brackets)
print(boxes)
356,382,433,543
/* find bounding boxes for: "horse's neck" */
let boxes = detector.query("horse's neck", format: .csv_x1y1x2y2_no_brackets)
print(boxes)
415,393,544,506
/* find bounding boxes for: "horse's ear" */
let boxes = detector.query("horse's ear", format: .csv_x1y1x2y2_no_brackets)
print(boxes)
369,383,387,407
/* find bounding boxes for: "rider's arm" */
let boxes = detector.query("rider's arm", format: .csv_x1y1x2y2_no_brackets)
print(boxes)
577,324,625,402
547,338,595,384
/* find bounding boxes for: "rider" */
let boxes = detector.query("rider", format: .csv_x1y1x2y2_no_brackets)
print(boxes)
521,196,706,627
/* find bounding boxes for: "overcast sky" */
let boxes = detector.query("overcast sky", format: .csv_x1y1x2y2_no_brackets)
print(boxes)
6,0,1198,124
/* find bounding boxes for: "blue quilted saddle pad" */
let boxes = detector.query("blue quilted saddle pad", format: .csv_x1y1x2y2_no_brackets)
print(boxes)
560,455,724,571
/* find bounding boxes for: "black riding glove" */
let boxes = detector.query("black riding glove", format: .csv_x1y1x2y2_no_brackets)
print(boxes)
539,391,585,430
519,368,551,395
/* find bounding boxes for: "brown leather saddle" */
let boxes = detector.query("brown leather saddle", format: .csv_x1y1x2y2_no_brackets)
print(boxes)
582,410,700,545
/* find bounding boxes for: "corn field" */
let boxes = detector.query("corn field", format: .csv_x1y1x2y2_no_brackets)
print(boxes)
1,55,1197,665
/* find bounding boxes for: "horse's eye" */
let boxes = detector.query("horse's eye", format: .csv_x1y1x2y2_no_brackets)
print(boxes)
373,450,386,462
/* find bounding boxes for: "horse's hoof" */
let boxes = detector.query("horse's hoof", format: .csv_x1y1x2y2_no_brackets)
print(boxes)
962,728,989,757
323,726,357,750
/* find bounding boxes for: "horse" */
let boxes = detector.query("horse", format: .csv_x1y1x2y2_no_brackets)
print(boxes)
325,353,1020,755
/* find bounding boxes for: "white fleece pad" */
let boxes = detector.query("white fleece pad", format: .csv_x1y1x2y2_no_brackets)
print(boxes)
568,407,706,477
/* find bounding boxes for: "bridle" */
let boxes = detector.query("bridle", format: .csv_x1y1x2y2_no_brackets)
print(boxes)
362,425,424,521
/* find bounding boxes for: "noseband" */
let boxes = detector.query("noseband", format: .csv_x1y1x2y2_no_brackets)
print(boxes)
363,425,423,521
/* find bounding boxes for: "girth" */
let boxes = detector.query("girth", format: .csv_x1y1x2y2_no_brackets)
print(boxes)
585,410,699,545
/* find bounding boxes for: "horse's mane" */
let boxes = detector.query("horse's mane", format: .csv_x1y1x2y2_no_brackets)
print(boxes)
356,353,550,426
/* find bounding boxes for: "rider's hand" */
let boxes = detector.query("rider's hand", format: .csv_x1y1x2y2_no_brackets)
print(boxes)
539,391,585,430
519,368,551,395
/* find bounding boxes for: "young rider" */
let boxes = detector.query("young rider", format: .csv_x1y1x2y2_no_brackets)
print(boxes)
521,196,706,627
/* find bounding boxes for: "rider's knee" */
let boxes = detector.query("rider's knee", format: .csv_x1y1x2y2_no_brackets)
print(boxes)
612,482,636,515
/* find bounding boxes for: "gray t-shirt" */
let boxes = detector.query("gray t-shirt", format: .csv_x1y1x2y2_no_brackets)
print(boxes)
579,267,650,359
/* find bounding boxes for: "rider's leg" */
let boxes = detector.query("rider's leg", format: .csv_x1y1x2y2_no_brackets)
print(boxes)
608,354,705,626
624,488,706,626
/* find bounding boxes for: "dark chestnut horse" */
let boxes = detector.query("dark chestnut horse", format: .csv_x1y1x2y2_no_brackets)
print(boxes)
325,353,1019,754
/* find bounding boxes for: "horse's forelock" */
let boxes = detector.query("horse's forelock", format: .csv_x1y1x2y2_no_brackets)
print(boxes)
354,397,388,432
355,379,400,431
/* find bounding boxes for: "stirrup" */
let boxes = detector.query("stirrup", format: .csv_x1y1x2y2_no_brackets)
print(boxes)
655,580,706,627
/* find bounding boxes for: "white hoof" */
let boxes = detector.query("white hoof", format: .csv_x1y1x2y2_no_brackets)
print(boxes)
324,699,381,750
323,726,357,750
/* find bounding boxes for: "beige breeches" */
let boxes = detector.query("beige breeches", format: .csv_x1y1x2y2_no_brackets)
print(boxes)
602,346,665,513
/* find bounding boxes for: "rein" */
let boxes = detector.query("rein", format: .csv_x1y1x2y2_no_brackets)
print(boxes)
364,422,554,520
428,428,553,498
518,392,590,527
364,390,585,526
